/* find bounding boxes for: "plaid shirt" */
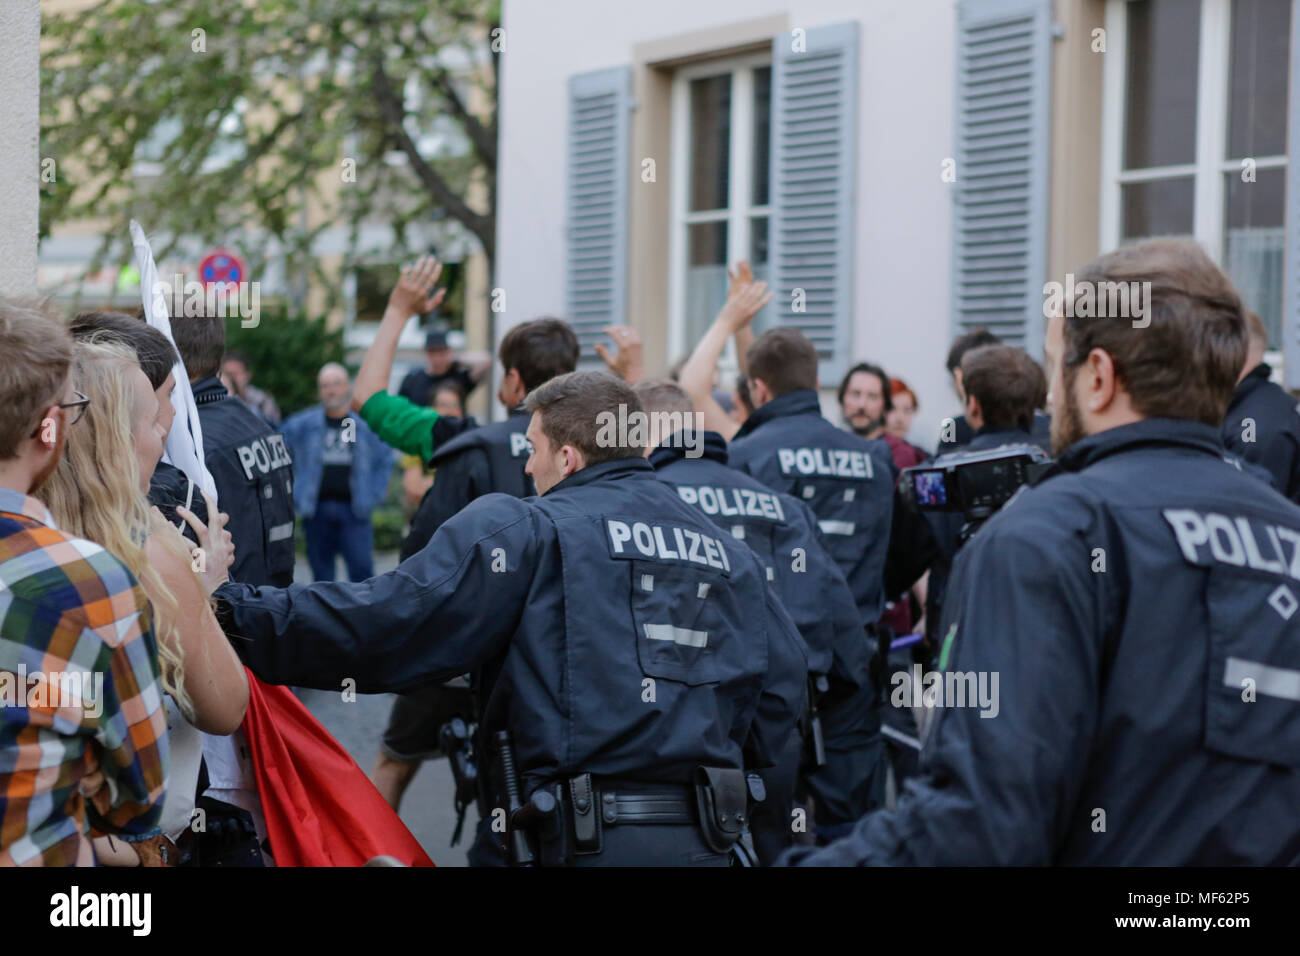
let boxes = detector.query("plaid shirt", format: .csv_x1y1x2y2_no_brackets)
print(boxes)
0,488,168,866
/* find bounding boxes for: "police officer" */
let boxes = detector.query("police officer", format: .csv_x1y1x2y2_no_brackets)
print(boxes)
938,328,1052,453
636,379,863,863
1222,310,1300,502
786,238,1300,865
349,259,581,828
215,371,808,866
725,327,906,839
171,311,295,588
920,344,1051,649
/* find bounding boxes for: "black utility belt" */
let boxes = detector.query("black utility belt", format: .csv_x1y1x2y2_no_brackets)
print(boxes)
513,768,750,861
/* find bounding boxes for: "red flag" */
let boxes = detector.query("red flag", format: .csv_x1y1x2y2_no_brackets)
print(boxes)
240,670,434,867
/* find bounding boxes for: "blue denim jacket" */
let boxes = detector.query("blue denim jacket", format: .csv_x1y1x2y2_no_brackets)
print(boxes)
278,406,396,519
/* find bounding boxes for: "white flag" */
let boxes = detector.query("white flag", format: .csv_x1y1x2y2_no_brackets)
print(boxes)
130,220,218,503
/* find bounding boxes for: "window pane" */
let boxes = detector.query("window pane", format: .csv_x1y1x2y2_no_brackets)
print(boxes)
748,216,775,332
690,75,731,212
1228,0,1292,158
1224,167,1286,346
1123,0,1201,169
1120,177,1195,241
685,221,729,348
752,66,772,207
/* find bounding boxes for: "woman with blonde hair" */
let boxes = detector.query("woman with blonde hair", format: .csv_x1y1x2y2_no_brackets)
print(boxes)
36,338,248,862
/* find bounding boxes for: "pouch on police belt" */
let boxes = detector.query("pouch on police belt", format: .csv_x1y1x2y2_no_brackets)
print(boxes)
693,766,748,853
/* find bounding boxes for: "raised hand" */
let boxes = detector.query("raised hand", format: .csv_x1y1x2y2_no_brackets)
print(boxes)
727,260,755,299
595,325,645,384
173,490,234,596
387,255,446,320
717,280,772,334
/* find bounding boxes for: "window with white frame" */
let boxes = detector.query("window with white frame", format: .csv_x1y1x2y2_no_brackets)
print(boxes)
1101,0,1291,345
668,54,773,362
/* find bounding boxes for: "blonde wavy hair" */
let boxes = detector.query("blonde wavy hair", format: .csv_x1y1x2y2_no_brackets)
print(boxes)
36,337,194,719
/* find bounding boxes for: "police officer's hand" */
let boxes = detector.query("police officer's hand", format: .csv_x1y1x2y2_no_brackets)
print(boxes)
176,491,235,596
717,280,772,333
595,325,644,383
387,255,447,320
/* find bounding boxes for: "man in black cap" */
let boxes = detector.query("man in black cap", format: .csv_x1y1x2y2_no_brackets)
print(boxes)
398,328,491,408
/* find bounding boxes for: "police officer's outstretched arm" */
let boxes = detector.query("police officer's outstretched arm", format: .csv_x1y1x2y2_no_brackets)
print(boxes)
783,501,1102,865
215,495,541,693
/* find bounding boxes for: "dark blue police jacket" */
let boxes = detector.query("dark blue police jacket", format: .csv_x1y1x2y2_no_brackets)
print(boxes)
216,456,808,794
401,408,534,561
785,418,1300,865
729,389,896,626
650,431,870,690
1223,362,1300,503
192,376,295,587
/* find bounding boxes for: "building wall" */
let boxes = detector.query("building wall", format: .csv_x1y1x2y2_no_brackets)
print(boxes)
0,2,41,297
498,0,961,447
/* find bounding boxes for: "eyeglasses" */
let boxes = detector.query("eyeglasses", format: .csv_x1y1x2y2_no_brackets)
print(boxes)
29,390,90,438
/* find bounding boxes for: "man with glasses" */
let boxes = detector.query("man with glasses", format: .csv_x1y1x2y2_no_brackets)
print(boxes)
0,298,169,866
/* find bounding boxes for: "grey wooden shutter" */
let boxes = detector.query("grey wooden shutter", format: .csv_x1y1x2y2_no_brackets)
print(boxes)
769,22,858,385
565,67,632,361
951,0,1053,355
1284,0,1300,387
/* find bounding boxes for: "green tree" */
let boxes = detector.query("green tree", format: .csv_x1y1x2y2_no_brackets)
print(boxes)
41,0,501,306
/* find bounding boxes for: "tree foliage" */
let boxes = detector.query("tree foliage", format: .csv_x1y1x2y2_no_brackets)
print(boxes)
41,0,501,307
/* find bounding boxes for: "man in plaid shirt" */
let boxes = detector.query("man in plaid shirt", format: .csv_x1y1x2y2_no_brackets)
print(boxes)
0,299,168,866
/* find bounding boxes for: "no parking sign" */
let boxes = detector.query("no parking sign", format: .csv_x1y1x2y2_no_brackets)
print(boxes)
198,248,247,288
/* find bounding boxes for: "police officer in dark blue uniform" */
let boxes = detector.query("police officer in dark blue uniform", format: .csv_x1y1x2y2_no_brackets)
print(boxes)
1222,310,1300,502
636,380,864,862
355,312,578,849
937,327,1052,453
725,328,912,840
215,371,808,866
171,310,295,587
920,344,1052,650
786,239,1300,865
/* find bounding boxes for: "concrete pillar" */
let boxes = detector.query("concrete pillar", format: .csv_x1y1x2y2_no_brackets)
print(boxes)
0,2,40,297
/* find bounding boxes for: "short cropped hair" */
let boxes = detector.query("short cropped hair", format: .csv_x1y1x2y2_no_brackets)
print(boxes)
960,345,1045,433
634,379,694,419
0,299,73,460
499,318,580,393
1063,239,1246,427
946,328,1001,374
70,311,178,390
746,328,818,397
523,370,644,464
169,304,226,381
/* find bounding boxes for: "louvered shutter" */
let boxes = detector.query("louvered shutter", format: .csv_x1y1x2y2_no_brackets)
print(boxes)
565,67,632,362
769,22,859,384
951,0,1053,354
1284,0,1300,386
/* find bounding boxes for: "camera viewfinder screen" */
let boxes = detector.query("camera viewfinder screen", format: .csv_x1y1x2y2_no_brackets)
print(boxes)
914,471,947,506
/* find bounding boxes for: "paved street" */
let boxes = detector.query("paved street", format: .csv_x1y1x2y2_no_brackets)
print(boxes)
294,550,478,866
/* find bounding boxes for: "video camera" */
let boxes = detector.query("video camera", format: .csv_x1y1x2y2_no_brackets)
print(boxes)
900,443,1052,531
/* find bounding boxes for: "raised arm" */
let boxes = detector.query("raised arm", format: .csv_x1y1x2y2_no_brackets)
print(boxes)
679,278,772,439
352,256,446,412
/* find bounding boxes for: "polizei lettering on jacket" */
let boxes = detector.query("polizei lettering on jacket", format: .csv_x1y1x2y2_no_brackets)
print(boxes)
605,519,731,573
236,433,292,480
675,485,785,522
777,447,874,479
1163,508,1300,577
